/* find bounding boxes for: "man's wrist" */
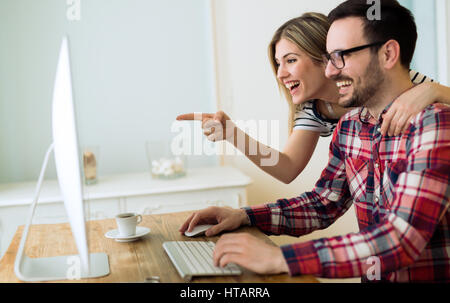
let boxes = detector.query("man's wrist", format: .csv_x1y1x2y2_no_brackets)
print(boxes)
240,208,251,226
277,248,290,274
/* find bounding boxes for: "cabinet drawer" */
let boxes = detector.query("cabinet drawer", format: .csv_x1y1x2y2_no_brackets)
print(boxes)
84,198,120,220
0,205,28,258
124,188,243,215
33,203,67,224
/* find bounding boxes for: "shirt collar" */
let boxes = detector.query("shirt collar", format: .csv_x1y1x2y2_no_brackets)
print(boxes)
358,102,395,125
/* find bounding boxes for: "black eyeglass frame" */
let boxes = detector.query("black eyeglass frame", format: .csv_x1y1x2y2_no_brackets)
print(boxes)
322,41,387,69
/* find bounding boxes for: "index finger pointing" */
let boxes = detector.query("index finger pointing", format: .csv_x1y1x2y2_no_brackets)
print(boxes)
176,112,213,121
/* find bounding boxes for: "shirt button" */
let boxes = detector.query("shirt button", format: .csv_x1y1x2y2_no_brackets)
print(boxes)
374,197,379,203
375,163,379,168
377,127,381,132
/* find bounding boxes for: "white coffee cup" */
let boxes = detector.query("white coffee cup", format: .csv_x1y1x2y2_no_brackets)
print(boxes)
115,213,142,237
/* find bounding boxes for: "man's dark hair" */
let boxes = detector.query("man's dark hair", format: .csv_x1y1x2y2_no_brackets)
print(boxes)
328,0,417,69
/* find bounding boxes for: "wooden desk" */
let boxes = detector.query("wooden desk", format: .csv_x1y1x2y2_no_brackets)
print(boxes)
0,211,318,283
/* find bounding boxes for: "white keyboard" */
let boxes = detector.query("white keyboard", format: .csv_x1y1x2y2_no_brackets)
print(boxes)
163,241,242,281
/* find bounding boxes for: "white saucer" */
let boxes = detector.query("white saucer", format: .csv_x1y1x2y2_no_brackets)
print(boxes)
105,226,151,242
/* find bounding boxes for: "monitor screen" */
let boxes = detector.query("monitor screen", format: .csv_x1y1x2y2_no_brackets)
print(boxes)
52,36,89,272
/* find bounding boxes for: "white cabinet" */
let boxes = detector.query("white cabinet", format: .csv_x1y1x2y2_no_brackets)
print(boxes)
0,166,251,258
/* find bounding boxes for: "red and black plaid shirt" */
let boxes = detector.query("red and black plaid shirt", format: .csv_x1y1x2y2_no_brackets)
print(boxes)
244,103,450,282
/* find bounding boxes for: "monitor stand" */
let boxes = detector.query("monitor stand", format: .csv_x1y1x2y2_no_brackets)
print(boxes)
14,143,110,282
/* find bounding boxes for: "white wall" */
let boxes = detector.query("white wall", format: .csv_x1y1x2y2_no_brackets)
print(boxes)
212,0,359,244
407,0,438,80
439,0,450,85
447,0,450,85
435,0,448,85
0,0,216,183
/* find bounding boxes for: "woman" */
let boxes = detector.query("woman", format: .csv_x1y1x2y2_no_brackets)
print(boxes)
177,12,450,184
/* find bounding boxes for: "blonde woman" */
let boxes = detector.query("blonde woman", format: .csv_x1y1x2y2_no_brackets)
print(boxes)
177,12,450,185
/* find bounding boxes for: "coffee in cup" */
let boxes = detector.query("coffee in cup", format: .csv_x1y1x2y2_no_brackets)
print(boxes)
115,212,142,237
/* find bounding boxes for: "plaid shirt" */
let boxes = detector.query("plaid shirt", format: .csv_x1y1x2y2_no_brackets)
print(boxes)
244,103,450,282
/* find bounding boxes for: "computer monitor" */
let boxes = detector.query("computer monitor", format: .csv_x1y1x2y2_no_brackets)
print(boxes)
14,36,109,281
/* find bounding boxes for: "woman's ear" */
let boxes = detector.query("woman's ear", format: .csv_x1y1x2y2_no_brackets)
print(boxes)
380,39,401,70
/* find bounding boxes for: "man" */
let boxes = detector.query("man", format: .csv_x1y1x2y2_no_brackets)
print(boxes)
180,0,450,282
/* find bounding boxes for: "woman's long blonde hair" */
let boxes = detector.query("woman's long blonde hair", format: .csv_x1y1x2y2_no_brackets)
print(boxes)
268,13,330,132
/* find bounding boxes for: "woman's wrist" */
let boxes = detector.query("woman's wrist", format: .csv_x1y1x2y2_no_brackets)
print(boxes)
225,122,240,145
426,82,440,103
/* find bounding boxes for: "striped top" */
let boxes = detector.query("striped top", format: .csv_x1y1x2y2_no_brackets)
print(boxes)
293,70,434,137
244,102,450,282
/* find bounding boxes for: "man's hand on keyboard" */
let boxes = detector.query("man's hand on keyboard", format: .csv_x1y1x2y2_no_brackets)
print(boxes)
179,206,250,237
213,233,289,275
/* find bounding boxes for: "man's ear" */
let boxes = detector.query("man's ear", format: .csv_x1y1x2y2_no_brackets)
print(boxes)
380,40,401,70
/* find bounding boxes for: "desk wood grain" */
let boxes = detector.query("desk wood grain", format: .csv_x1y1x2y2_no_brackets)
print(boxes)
0,211,318,283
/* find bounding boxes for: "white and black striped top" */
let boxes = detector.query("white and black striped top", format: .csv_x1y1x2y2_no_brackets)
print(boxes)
293,70,434,137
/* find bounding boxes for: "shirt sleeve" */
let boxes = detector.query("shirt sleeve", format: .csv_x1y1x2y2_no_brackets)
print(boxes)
409,69,435,84
280,106,450,278
292,101,336,137
243,124,353,237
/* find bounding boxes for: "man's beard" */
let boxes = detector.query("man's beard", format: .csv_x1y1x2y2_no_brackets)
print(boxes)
339,57,384,108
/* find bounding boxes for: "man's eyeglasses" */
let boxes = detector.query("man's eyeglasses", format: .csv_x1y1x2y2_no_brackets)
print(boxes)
322,41,386,70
